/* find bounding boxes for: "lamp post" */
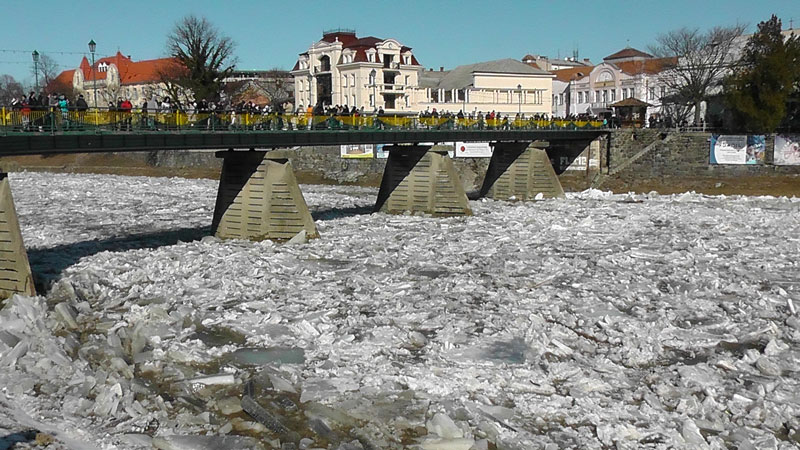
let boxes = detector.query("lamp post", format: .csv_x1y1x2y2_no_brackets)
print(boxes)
517,84,522,115
32,50,39,93
88,40,97,109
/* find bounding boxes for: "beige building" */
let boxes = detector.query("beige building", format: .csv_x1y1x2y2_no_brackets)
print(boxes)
291,29,424,113
419,59,554,116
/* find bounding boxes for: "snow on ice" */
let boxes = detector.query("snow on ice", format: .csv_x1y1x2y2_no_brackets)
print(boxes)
0,171,799,449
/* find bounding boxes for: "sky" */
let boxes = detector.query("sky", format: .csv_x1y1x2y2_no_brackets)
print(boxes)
0,0,798,88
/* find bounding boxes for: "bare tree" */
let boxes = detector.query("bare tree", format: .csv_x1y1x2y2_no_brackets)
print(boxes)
650,24,746,124
32,53,61,94
159,15,237,107
0,74,24,104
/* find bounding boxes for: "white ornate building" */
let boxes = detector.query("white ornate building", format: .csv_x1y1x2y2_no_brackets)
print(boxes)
291,29,424,112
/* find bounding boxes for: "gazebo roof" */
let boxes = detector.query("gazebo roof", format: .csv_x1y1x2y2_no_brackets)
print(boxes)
610,97,652,108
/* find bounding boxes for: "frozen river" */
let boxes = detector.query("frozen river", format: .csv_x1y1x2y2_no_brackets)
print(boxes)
1,171,799,449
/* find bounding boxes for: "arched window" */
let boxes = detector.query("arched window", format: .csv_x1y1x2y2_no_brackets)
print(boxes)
319,55,331,72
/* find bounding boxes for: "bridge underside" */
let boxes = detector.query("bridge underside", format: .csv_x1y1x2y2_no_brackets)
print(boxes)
0,133,605,297
0,130,605,156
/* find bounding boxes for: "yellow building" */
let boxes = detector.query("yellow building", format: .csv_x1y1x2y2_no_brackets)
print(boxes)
419,59,554,117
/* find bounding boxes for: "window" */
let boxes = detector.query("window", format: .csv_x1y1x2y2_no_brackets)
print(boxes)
405,75,410,86
368,52,375,63
405,95,409,107
660,86,666,99
648,87,655,100
352,95,356,107
403,55,410,65
342,76,348,88
611,89,616,102
595,91,601,102
559,93,564,105
602,90,608,103
351,74,356,87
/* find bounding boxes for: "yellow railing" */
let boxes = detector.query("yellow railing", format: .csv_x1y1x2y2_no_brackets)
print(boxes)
1,107,608,132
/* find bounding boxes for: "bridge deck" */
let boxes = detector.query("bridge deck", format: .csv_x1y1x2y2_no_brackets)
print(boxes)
0,129,605,156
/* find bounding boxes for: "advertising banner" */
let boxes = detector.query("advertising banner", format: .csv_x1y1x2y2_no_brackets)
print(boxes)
710,135,747,164
774,135,800,165
375,144,388,159
454,142,493,158
340,144,374,159
745,135,766,165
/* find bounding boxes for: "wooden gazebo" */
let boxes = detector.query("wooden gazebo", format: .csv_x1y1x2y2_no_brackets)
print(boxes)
610,97,652,128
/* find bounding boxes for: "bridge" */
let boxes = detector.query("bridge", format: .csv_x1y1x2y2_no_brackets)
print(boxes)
0,107,608,298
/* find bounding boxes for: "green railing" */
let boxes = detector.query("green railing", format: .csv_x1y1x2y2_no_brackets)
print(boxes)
0,106,607,135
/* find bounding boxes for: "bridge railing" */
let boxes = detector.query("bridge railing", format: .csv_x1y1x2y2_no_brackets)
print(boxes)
0,106,607,135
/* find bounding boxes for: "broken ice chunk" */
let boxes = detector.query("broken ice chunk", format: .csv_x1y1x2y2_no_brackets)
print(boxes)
54,303,79,329
427,412,463,439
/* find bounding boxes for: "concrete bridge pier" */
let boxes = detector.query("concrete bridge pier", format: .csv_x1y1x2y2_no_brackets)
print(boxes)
479,141,565,200
374,145,471,216
212,150,318,241
0,172,35,297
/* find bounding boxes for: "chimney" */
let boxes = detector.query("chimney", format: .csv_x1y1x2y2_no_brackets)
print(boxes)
439,66,444,72
583,58,590,63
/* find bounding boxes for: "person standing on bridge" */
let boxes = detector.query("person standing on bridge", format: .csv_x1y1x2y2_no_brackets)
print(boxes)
119,98,133,131
76,95,88,129
58,95,69,130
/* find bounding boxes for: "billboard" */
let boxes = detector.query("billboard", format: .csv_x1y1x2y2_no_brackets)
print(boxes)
454,142,493,158
340,144,374,159
746,135,766,165
775,135,800,165
710,135,764,165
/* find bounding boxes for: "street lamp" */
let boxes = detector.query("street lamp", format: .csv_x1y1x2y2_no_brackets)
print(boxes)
88,40,97,110
517,84,522,115
31,50,39,93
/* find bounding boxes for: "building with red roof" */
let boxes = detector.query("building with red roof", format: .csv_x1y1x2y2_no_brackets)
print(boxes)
550,46,677,122
51,52,179,107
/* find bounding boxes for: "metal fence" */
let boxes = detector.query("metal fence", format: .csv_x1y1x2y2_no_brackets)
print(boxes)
0,106,607,135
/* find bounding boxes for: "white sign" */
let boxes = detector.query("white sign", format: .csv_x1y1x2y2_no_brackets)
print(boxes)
710,135,747,165
340,144,374,159
775,135,800,165
454,142,493,158
561,155,600,171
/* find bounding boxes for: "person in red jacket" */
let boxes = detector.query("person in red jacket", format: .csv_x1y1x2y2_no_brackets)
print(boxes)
119,98,133,131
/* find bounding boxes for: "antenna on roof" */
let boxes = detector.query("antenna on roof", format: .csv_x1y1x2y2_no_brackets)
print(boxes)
790,18,794,29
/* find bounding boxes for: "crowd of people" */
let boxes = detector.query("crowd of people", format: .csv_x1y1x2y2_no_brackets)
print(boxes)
4,96,613,132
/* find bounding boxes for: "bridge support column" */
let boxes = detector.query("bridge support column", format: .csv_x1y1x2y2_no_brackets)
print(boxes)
479,141,565,200
212,150,318,241
0,172,35,298
374,145,471,216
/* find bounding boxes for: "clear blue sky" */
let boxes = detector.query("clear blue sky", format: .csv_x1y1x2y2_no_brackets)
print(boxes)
1,0,798,87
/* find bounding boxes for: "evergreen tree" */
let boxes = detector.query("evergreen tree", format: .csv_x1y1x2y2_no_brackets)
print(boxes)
724,15,800,132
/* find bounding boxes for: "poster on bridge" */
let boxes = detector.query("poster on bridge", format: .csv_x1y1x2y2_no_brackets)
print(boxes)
454,142,493,158
340,144,374,159
774,135,800,165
